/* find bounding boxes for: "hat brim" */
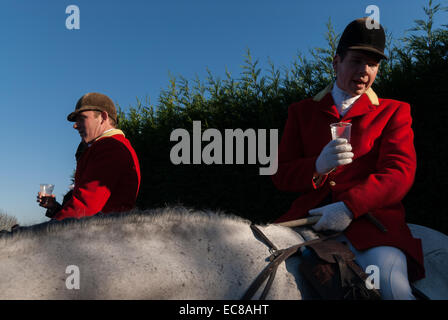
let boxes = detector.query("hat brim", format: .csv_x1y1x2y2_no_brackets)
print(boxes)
347,46,388,60
67,107,118,123
67,111,79,122
67,106,103,122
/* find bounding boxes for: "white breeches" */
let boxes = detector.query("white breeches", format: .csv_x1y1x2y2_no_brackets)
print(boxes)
334,234,415,300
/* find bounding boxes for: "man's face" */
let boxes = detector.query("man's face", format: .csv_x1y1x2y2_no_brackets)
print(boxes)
73,110,104,143
333,50,380,97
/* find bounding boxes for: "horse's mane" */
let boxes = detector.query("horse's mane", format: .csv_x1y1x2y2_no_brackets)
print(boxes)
0,206,253,242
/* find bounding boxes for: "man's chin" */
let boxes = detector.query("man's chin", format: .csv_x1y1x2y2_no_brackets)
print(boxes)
339,83,367,97
350,86,368,97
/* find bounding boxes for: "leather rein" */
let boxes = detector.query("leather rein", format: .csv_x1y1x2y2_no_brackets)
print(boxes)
241,223,341,300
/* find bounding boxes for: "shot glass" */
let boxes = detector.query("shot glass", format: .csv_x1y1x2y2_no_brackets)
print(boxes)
39,184,55,206
327,122,352,173
330,122,352,142
40,184,54,196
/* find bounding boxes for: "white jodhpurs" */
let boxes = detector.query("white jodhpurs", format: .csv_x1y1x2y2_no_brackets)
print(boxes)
334,234,416,300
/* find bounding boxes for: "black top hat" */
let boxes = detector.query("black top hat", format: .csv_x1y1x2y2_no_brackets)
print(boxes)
336,17,387,60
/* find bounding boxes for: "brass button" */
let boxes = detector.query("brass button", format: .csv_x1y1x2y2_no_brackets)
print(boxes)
329,181,336,187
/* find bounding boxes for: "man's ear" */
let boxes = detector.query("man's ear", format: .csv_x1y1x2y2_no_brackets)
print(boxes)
332,55,339,73
101,111,109,123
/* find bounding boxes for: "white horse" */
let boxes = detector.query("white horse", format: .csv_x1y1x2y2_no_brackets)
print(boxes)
0,206,446,300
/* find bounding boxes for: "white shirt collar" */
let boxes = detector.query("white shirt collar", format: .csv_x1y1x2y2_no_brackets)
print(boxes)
331,82,361,117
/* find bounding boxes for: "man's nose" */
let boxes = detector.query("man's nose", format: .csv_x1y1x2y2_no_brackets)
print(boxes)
359,62,369,74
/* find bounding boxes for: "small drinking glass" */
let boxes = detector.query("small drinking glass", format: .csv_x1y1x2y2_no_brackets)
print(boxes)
330,122,352,142
327,122,352,173
39,184,55,206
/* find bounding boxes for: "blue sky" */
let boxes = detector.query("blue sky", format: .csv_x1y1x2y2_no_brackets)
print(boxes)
0,0,444,225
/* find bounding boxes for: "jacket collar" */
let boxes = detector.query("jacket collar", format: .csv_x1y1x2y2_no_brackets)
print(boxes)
313,83,379,120
88,129,125,146
95,128,125,141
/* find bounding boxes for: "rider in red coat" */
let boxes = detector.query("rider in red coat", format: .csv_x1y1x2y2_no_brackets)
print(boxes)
272,18,424,299
38,92,141,220
53,131,141,220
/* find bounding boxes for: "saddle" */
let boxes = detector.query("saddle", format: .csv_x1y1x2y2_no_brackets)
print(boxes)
243,224,381,300
299,238,381,300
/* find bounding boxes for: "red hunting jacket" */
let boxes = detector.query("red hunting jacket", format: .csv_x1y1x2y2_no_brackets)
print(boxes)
272,84,425,282
54,130,141,221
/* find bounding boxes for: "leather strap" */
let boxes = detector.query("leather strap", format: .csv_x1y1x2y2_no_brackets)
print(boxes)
250,223,278,253
334,254,351,288
242,224,342,300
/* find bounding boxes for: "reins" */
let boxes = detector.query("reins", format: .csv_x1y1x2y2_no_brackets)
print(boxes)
241,223,342,300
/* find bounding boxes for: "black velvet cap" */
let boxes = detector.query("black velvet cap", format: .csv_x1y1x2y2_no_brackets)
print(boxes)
336,17,387,60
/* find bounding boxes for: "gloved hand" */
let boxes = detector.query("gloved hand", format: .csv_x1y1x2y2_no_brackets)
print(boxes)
315,138,354,175
309,201,353,232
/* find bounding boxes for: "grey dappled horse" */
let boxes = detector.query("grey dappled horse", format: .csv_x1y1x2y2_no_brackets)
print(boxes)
0,207,446,299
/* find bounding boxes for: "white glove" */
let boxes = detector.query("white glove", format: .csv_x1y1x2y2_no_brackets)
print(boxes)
309,201,353,232
315,139,354,175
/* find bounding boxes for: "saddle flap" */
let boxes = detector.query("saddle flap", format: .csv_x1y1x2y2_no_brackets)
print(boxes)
307,240,355,263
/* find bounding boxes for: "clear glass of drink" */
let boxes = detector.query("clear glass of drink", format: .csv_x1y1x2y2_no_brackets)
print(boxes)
330,122,352,142
39,184,55,206
326,122,352,173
